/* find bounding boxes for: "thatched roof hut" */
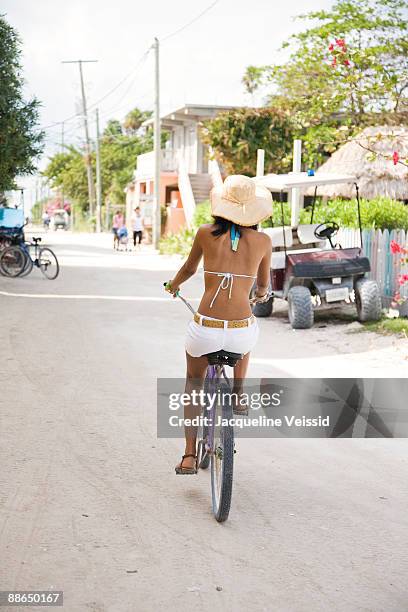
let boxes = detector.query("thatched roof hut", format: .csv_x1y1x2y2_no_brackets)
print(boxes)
308,126,408,200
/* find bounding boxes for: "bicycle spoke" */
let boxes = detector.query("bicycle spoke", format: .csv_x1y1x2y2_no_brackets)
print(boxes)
39,248,59,280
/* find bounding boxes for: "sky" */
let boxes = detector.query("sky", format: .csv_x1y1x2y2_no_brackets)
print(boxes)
2,0,333,207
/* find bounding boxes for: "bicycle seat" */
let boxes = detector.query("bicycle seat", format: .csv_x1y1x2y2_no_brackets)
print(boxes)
32,237,42,244
204,350,243,367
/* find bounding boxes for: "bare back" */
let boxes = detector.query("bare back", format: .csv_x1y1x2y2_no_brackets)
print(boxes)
197,224,271,319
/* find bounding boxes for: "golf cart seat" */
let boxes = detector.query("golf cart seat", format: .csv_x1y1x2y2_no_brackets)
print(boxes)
263,227,293,248
263,227,293,269
296,224,326,247
204,350,243,368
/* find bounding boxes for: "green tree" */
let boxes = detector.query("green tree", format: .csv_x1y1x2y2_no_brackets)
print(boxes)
123,108,152,135
103,119,123,138
44,147,89,209
43,111,153,212
243,0,408,165
99,128,152,203
200,107,294,175
0,16,44,192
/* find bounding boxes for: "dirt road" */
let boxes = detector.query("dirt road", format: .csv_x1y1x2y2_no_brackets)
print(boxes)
1,231,407,612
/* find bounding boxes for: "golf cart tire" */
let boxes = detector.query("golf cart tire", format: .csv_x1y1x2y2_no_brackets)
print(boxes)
288,286,314,329
252,297,274,318
355,278,382,322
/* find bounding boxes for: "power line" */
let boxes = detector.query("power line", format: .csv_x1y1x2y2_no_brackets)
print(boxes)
41,112,82,131
86,48,152,113
96,89,154,122
40,3,220,134
40,46,153,132
161,0,220,42
95,53,151,118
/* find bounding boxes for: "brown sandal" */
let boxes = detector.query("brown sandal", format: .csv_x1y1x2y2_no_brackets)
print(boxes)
175,454,198,475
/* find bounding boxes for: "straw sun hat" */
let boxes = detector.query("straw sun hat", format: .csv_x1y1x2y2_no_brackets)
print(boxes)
210,174,273,227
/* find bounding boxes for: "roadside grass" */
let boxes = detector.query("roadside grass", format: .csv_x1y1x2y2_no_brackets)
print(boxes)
363,318,408,337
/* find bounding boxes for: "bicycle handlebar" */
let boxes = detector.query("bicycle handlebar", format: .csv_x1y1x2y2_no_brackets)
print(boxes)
163,282,196,314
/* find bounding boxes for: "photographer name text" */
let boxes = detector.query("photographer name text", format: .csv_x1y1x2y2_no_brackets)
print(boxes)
169,415,330,428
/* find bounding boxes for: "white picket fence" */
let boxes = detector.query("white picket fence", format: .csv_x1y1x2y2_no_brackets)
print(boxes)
338,228,408,303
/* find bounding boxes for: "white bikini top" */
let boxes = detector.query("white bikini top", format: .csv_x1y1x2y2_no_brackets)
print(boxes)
204,270,256,308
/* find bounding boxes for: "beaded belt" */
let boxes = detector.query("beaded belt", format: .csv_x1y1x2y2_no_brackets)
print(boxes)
194,313,255,329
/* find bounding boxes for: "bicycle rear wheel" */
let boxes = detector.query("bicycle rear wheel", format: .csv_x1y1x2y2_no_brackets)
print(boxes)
210,369,234,522
18,246,34,277
39,247,59,279
0,246,26,277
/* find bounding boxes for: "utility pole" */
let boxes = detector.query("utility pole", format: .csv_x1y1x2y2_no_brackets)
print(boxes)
61,121,65,212
290,139,302,227
62,59,97,217
95,108,102,233
153,38,161,249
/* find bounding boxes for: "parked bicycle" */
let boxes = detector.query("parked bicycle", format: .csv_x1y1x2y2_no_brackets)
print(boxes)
0,237,59,280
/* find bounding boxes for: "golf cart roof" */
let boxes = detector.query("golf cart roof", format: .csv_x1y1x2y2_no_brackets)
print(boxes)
255,172,358,191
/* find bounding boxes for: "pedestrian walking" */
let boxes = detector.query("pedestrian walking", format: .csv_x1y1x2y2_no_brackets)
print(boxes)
131,206,144,250
112,210,125,249
42,211,50,230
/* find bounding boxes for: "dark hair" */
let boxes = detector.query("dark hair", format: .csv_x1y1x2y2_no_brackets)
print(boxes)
211,216,258,237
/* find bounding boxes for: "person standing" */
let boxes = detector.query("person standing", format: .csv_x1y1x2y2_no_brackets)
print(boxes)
42,211,50,230
112,210,124,249
131,207,144,250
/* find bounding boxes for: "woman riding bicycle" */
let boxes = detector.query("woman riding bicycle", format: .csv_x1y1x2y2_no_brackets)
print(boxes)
165,174,272,474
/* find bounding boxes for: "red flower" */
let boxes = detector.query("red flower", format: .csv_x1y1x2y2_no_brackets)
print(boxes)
344,59,350,66
393,151,399,165
328,43,334,52
336,38,346,47
331,57,337,67
390,240,402,254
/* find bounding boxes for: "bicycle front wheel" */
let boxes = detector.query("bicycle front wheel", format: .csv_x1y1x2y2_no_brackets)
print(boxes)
0,246,26,277
197,370,212,470
210,373,234,523
39,247,59,279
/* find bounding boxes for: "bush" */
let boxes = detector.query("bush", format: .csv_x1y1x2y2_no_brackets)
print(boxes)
299,197,408,231
159,227,195,257
193,200,212,226
159,196,408,256
159,202,210,256
192,199,292,229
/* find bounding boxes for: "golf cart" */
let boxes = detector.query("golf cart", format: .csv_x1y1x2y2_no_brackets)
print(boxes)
252,172,382,329
52,209,69,231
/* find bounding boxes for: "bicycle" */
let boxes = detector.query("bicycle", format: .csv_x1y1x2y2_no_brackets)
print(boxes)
0,237,59,280
165,284,272,523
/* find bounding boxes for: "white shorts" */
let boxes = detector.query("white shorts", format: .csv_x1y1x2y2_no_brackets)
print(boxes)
185,314,259,358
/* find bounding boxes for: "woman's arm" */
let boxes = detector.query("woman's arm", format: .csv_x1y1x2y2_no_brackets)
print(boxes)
166,228,204,295
256,236,272,297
